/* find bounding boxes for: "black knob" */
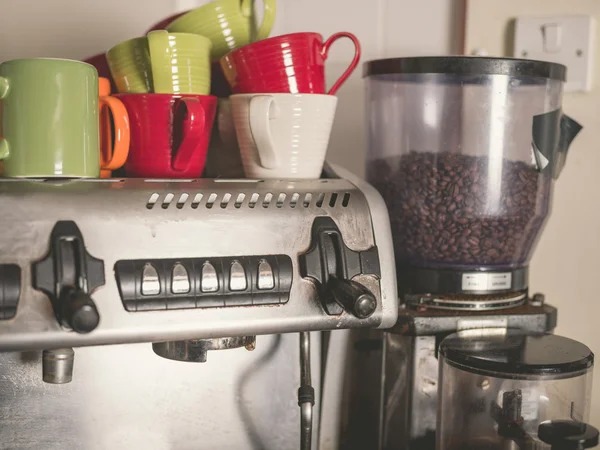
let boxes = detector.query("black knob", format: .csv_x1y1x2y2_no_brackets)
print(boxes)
60,287,100,333
327,277,377,319
538,420,599,449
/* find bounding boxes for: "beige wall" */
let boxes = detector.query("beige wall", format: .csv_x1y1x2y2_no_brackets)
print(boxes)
465,0,600,423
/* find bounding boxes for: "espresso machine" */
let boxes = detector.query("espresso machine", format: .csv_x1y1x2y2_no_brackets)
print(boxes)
0,166,398,449
341,56,597,450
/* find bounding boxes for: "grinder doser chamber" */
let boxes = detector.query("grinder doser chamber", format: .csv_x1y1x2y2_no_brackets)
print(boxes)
437,330,597,450
365,57,581,303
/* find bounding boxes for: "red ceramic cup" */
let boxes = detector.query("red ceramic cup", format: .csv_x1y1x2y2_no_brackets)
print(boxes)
219,32,361,95
116,94,217,178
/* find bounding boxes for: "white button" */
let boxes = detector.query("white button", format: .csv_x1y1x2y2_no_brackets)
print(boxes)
201,262,219,293
141,263,160,296
229,261,247,291
257,260,274,290
171,263,190,294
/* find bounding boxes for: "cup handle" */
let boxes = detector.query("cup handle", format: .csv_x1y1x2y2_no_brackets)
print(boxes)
98,96,130,170
0,139,8,160
147,30,172,94
172,98,206,172
322,32,361,96
256,0,276,41
249,95,279,169
0,76,8,99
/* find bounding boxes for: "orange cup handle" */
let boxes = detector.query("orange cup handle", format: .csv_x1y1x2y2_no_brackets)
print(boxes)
98,96,130,171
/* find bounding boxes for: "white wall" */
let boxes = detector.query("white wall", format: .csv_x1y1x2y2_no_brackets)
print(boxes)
465,0,600,424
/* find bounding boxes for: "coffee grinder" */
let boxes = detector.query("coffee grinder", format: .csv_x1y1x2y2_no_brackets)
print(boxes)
340,56,595,450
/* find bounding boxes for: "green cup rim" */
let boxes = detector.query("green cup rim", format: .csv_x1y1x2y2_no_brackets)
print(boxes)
0,58,95,70
107,32,213,57
168,1,245,29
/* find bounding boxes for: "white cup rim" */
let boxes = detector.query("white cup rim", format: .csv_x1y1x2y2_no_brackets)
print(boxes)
230,93,337,99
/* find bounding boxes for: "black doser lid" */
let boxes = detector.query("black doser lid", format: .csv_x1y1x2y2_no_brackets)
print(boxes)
440,330,594,378
364,56,567,81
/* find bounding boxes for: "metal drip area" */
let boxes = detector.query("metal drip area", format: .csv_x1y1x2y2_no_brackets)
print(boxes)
153,336,256,363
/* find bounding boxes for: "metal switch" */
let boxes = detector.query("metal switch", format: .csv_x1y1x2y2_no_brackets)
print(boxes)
171,263,190,294
201,262,219,293
229,261,247,291
257,260,275,290
141,263,160,296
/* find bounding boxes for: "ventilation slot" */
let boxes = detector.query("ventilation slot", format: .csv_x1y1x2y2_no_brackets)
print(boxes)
147,193,160,209
220,193,232,208
263,193,273,208
234,193,245,208
162,193,175,209
303,193,313,207
342,192,351,207
290,193,300,208
191,193,203,209
329,193,338,207
276,193,286,208
176,193,189,209
206,193,217,209
248,193,259,208
316,193,325,208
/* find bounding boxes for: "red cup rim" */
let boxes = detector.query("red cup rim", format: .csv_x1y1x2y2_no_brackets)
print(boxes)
221,32,324,59
114,93,218,100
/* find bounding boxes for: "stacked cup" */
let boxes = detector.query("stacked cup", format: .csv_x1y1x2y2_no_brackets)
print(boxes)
219,32,361,179
156,0,275,178
106,30,217,178
0,58,129,178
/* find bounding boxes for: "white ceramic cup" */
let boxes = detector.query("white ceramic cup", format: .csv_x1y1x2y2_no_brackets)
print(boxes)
204,99,245,178
230,93,338,179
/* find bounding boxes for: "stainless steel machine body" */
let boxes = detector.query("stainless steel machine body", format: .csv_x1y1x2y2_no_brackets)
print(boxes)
0,167,396,351
0,334,321,450
0,165,397,449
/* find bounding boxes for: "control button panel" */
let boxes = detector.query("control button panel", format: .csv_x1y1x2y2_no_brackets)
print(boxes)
115,255,293,312
0,264,20,320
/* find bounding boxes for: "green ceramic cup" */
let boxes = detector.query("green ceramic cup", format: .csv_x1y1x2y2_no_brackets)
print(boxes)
106,30,212,94
0,58,100,178
167,0,276,61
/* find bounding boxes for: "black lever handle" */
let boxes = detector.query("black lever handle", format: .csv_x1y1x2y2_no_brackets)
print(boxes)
327,277,377,319
59,287,100,334
299,217,380,317
33,221,104,333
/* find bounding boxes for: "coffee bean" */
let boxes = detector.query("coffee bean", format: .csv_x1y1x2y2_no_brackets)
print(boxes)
367,151,552,266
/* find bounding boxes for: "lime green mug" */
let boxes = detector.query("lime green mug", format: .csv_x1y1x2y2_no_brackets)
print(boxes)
0,58,100,178
167,0,276,61
106,30,212,94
